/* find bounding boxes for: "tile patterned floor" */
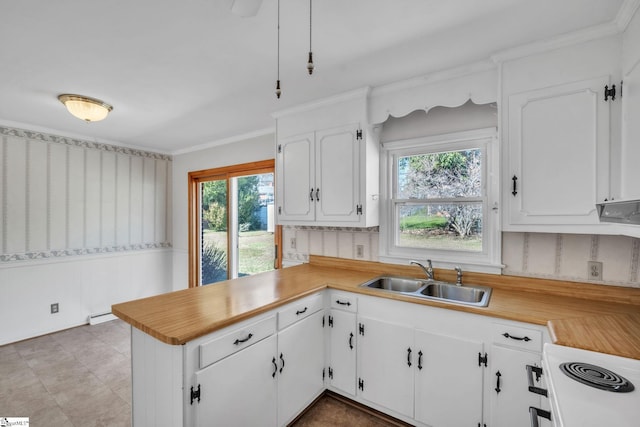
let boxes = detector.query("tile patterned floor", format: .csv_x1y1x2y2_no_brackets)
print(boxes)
0,320,132,426
0,320,399,426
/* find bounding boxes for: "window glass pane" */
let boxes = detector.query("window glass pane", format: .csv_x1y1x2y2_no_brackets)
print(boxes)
201,180,228,284
397,203,483,252
397,149,482,199
237,173,275,277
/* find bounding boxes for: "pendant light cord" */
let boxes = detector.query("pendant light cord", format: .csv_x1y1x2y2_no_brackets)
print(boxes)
309,0,312,51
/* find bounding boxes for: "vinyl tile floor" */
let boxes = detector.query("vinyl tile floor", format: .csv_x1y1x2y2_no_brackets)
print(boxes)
0,320,400,426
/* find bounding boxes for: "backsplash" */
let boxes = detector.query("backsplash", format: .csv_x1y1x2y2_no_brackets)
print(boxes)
283,226,640,288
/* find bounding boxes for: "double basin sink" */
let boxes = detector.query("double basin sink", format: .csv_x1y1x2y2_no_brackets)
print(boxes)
359,276,492,307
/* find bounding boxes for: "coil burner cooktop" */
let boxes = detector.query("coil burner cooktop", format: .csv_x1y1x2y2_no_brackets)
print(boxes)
559,362,635,393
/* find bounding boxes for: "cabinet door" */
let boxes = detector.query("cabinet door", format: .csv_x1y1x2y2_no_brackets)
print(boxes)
414,330,484,427
506,76,610,226
357,316,414,418
315,124,360,222
277,310,325,426
621,55,640,200
277,132,315,221
193,334,277,427
490,345,543,427
328,309,357,395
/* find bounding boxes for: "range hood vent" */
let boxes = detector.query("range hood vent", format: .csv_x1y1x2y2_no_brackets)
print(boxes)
596,199,640,225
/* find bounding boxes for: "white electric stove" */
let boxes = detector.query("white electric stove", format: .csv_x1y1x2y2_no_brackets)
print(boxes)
542,343,640,427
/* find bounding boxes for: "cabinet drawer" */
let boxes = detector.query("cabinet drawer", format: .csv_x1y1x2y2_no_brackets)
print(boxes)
200,315,276,369
492,323,542,352
330,292,357,313
278,293,324,330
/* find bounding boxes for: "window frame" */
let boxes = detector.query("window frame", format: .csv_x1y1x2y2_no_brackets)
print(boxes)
379,128,501,273
188,159,281,288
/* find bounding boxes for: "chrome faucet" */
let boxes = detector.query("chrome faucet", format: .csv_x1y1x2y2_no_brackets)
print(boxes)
411,259,434,281
455,266,463,286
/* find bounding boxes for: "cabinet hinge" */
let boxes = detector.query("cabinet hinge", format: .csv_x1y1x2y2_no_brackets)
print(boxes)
604,84,616,101
328,367,334,379
190,384,201,405
358,378,364,391
278,144,282,153
478,352,488,367
328,315,334,327
358,323,365,336
356,129,362,140
356,204,362,215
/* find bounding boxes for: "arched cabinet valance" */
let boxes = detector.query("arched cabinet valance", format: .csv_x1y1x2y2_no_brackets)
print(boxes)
368,61,498,125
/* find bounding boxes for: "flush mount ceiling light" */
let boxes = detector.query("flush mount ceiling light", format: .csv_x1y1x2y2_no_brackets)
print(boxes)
58,94,113,122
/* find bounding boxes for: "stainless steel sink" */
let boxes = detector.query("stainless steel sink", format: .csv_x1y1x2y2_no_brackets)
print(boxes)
361,276,425,293
359,276,492,307
420,282,489,305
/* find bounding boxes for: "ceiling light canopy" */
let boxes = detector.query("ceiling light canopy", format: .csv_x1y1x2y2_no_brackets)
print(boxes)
58,94,113,122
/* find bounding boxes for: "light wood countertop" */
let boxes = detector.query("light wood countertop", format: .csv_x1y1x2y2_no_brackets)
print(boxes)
112,256,640,359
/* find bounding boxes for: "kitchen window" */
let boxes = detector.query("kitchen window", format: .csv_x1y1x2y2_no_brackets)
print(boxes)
188,160,281,287
379,128,501,272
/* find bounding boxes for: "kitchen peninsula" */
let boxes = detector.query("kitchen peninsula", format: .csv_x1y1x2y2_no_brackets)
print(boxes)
113,256,640,426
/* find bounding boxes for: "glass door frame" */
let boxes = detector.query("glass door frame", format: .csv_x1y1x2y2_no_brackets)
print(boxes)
188,159,281,288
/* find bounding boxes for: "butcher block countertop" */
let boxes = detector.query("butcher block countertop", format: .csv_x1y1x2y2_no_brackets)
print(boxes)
112,256,640,359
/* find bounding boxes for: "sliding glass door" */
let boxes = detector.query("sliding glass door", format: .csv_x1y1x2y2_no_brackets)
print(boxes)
189,160,280,287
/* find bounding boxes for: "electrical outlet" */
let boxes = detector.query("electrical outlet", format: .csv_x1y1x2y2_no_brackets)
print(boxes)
588,261,603,281
356,245,364,258
51,303,59,314
290,237,296,249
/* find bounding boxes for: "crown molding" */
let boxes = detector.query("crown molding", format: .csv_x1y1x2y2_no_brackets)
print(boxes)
370,60,496,98
171,126,275,155
271,87,370,119
616,0,640,31
491,21,621,63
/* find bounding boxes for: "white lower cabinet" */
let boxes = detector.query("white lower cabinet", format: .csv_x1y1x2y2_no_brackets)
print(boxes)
355,316,485,425
193,334,278,427
489,345,545,427
277,309,325,426
489,322,550,427
326,308,357,395
131,290,551,427
357,316,415,418
414,331,484,427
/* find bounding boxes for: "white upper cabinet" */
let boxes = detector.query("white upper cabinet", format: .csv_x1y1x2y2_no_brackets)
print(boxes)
499,35,622,233
274,88,379,227
506,76,610,226
621,7,640,201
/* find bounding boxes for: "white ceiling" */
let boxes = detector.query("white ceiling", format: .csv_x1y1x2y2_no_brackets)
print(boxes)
0,0,626,153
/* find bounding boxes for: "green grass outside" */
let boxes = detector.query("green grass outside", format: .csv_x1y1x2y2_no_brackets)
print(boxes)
203,230,275,275
400,215,448,230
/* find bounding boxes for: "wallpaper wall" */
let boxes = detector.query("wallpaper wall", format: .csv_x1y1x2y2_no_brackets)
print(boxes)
283,226,640,288
0,126,172,261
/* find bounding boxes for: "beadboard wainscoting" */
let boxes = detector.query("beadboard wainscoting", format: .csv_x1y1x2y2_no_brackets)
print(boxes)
283,226,640,289
0,126,174,345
